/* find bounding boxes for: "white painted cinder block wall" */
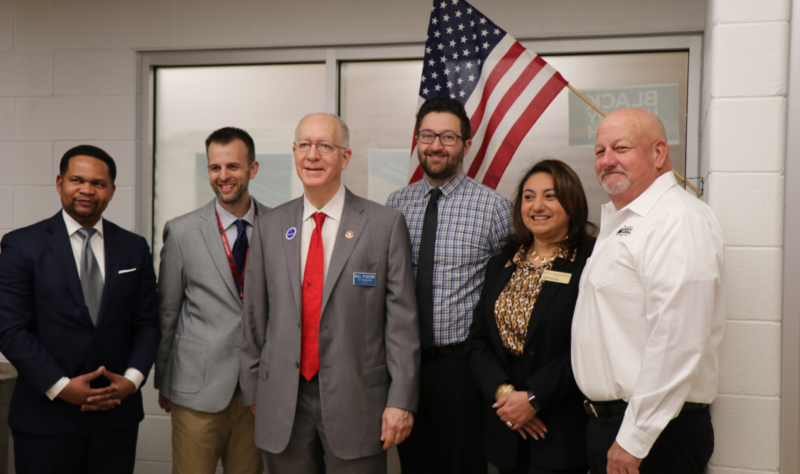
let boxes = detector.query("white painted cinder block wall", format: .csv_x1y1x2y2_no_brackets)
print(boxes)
0,0,787,473
702,0,790,473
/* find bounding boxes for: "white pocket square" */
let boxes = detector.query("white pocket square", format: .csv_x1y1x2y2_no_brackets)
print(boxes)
118,268,137,274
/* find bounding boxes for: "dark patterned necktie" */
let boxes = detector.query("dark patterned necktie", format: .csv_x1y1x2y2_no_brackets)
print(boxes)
232,220,249,283
416,188,442,351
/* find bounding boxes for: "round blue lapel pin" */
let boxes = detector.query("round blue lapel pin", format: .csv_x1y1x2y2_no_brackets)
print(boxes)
286,227,297,240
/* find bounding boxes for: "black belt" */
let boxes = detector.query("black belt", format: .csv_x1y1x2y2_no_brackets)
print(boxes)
583,399,709,418
421,342,466,359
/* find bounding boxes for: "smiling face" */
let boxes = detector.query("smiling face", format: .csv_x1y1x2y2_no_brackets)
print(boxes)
417,111,471,186
207,138,258,207
594,108,670,209
520,172,570,244
56,155,116,227
293,114,352,200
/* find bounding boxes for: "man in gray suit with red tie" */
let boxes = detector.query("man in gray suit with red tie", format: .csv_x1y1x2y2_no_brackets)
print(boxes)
240,113,420,473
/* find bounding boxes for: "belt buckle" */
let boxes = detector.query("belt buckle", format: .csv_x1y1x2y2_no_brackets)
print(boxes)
584,400,599,418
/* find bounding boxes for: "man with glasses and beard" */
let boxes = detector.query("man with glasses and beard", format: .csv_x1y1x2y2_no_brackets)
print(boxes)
387,97,512,474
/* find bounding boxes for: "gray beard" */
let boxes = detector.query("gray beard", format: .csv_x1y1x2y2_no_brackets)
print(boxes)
601,175,630,195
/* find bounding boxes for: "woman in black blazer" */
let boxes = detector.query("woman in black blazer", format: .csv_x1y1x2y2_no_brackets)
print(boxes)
466,159,596,474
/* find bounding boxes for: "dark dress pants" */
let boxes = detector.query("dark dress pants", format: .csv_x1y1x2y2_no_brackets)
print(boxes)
12,412,139,474
586,406,714,474
398,351,486,474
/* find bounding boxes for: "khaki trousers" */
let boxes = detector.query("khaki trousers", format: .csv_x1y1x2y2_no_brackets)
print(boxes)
170,386,263,474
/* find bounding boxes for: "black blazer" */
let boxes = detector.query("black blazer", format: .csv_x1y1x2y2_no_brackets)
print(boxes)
466,239,595,471
0,212,161,436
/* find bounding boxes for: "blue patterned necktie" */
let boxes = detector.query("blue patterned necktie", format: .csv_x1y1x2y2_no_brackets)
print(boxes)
232,220,249,284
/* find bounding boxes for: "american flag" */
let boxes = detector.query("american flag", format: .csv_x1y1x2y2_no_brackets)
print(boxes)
408,0,568,189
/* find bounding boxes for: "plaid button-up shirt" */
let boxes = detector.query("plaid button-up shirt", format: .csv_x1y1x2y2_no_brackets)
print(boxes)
387,171,512,346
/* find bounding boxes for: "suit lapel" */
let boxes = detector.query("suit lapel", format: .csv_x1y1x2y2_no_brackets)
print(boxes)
44,213,90,325
96,220,119,327
282,199,304,318
488,263,517,372
524,258,572,347
320,191,366,317
200,201,241,302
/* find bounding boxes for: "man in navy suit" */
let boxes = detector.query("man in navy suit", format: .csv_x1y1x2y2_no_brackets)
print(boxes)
0,145,161,474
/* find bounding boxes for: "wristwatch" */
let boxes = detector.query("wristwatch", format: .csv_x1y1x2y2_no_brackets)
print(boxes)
527,390,541,411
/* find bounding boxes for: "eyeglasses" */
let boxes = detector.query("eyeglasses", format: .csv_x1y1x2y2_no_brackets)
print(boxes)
417,131,464,146
294,141,347,155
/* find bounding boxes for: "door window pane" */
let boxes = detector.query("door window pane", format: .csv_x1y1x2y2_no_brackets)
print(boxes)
338,52,689,227
153,63,326,263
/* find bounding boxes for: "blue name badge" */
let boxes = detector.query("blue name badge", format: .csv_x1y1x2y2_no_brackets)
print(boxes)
353,272,377,287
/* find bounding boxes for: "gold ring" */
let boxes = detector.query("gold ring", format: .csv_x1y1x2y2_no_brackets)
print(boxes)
506,421,513,429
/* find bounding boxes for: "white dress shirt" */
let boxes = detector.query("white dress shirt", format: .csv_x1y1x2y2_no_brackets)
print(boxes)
571,173,725,459
300,184,346,284
215,196,256,245
46,211,145,400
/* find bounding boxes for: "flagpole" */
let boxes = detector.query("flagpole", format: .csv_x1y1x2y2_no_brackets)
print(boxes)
566,84,703,197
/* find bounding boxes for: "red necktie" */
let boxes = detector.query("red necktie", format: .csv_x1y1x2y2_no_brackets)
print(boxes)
300,212,327,381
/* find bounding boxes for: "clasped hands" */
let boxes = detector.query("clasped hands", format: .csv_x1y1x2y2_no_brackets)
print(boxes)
494,390,547,441
58,366,136,412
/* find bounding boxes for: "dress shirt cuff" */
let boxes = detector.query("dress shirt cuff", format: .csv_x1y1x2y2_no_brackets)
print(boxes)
46,377,71,400
124,368,145,391
616,414,661,459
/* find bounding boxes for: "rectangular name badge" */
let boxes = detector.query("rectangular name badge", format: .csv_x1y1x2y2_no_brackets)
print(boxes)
541,270,572,285
353,272,377,287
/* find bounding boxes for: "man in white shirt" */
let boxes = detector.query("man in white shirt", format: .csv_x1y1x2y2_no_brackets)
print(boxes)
240,113,419,473
571,108,725,474
0,145,161,474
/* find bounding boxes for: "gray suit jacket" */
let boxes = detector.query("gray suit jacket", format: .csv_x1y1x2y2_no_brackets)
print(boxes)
155,198,269,413
240,189,420,460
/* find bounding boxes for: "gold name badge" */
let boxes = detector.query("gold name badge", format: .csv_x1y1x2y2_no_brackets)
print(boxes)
541,270,571,284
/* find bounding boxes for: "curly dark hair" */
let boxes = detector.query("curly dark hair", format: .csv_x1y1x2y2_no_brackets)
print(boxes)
499,159,597,264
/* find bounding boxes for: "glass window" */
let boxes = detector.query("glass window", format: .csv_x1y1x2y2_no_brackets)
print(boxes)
153,63,326,263
338,51,689,226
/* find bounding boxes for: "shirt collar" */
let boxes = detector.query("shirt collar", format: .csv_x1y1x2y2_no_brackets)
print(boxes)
303,183,346,223
622,172,678,217
62,209,104,238
422,169,466,198
215,196,256,230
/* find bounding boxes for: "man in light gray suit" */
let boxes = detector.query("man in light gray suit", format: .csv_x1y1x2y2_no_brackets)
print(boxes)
240,113,420,473
156,127,266,474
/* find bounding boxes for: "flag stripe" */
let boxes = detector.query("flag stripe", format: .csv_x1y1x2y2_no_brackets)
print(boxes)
470,63,557,182
467,41,526,138
481,72,568,188
467,54,547,178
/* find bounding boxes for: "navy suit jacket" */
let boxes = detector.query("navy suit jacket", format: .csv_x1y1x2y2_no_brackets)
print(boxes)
0,212,161,436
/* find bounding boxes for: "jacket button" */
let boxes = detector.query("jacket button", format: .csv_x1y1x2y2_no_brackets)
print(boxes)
296,362,300,368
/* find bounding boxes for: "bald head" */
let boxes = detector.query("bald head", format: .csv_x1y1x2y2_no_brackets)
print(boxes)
295,113,350,148
594,108,671,209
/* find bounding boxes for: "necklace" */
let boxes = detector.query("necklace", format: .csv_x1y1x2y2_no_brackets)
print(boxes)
529,249,557,264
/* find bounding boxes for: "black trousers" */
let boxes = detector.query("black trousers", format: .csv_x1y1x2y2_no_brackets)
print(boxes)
12,413,139,474
500,440,589,474
586,407,714,474
397,352,486,474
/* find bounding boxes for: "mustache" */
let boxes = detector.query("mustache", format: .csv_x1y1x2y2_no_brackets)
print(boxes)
599,168,628,180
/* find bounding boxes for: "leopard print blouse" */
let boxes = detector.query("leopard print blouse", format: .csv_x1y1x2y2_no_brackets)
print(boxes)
493,246,574,356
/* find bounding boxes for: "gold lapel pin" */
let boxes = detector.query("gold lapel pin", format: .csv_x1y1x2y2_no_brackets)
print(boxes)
345,230,354,239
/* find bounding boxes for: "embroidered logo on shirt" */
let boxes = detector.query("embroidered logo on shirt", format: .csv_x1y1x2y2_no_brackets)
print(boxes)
616,226,633,236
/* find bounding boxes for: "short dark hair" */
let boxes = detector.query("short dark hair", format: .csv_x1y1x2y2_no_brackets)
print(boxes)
499,159,597,264
205,127,256,163
415,97,471,140
59,145,117,184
